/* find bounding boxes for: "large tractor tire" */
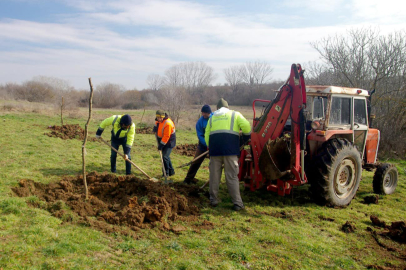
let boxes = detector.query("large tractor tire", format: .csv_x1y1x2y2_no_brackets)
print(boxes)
310,138,362,207
373,163,398,195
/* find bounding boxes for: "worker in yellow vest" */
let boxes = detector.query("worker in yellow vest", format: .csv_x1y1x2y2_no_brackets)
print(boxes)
205,98,251,211
96,114,135,175
153,110,176,176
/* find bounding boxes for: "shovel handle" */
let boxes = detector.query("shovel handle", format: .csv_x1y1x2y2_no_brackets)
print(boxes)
199,179,209,189
99,137,153,180
178,150,209,168
159,150,168,180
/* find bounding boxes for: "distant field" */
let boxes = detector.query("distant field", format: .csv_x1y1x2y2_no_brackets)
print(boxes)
0,103,405,269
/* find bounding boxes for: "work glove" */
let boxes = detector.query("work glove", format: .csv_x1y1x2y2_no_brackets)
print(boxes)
158,144,164,151
95,135,101,139
152,125,158,133
123,154,129,161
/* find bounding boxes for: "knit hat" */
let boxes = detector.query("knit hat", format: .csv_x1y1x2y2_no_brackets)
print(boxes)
201,104,212,113
120,114,132,126
156,110,165,118
217,98,229,109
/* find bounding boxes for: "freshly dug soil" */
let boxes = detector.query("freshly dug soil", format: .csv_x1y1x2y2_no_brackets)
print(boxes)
137,127,154,134
46,124,98,142
12,172,209,235
174,144,198,156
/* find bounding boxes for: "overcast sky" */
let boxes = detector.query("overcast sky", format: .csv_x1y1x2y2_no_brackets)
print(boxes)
1,0,406,90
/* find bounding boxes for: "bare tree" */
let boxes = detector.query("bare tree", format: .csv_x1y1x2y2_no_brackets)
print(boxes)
165,65,184,88
159,85,189,124
304,61,336,85
164,61,216,93
146,74,166,91
239,61,273,87
224,65,242,93
311,28,379,89
311,27,406,156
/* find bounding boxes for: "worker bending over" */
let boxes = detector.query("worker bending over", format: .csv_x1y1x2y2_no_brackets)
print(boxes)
183,104,212,184
96,114,135,175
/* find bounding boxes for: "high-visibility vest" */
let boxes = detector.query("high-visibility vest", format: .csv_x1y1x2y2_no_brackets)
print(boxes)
205,108,251,156
156,118,176,145
99,115,136,147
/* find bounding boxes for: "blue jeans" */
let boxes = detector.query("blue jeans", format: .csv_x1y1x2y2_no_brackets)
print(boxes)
162,146,174,176
111,138,131,175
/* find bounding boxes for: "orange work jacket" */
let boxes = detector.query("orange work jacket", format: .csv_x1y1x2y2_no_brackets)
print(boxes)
155,118,176,146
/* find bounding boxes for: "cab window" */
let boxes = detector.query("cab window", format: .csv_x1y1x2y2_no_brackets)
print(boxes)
307,96,327,120
330,97,351,125
354,99,367,125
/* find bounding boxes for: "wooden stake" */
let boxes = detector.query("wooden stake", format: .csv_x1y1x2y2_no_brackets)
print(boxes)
61,96,64,126
82,78,94,200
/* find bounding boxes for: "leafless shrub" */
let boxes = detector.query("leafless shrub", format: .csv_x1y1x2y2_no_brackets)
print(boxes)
93,82,124,108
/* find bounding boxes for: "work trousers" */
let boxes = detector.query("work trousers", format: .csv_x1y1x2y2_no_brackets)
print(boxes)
162,146,175,176
184,147,207,181
209,155,243,208
110,138,131,175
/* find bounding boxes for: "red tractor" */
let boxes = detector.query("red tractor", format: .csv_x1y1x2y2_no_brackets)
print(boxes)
238,64,398,206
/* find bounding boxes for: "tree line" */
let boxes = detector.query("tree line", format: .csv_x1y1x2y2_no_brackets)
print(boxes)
1,28,405,156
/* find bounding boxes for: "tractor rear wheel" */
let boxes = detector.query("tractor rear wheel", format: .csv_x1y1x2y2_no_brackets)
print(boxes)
310,138,362,207
373,163,398,195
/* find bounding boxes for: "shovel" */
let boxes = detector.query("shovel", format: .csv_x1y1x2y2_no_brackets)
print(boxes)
155,134,172,184
99,137,158,182
159,150,172,184
177,150,209,168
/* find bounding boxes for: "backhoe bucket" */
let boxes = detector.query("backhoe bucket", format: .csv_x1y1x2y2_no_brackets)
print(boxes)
258,137,291,181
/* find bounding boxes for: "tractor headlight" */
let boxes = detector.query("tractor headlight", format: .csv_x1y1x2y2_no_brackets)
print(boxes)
311,120,321,130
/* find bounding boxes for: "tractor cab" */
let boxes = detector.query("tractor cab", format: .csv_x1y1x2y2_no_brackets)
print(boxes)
305,86,371,162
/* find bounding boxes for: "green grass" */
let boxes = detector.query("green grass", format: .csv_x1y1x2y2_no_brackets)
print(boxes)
0,108,406,269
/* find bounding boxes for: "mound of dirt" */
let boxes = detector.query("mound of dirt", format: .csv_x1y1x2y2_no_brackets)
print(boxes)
46,124,98,142
137,127,154,134
174,144,198,156
12,172,209,235
370,215,406,243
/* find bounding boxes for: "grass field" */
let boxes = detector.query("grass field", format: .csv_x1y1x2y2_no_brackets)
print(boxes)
0,102,405,270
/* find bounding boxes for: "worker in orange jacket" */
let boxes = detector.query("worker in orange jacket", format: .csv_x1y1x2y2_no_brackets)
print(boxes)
153,110,176,176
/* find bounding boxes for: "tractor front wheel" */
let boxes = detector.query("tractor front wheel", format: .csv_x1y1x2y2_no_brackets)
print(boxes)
373,163,398,195
310,138,362,207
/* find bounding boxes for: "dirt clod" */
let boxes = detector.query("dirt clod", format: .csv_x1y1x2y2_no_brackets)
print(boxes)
341,221,356,233
364,195,379,205
371,215,387,228
12,172,208,235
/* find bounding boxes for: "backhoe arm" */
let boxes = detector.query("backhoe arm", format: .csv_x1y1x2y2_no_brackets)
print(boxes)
249,64,307,190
